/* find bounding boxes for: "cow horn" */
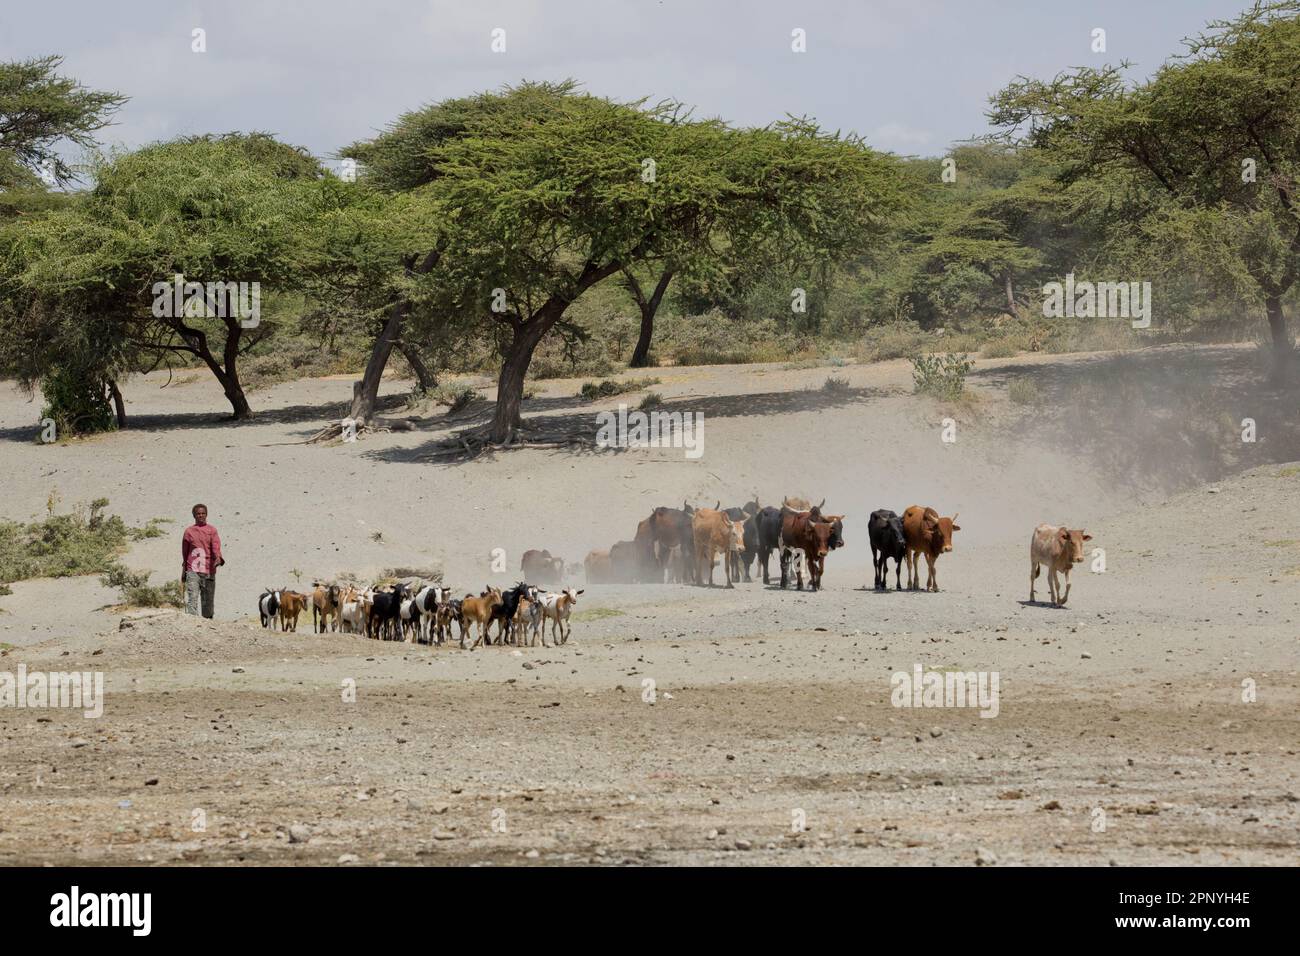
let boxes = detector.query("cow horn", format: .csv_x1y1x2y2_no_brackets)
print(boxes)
817,498,825,509
714,500,720,510
952,512,959,522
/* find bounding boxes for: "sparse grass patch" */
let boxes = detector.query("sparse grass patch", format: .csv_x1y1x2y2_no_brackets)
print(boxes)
425,384,478,414
1007,378,1042,406
572,607,623,622
980,340,1019,359
822,374,851,394
1275,466,1300,478
638,392,663,410
128,517,173,540
579,377,661,401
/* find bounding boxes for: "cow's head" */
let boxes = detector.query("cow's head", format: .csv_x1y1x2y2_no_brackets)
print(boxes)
743,498,760,516
563,587,583,605
937,514,960,552
824,515,846,549
728,518,746,552
1060,527,1092,562
888,515,905,547
682,500,694,515
811,521,833,558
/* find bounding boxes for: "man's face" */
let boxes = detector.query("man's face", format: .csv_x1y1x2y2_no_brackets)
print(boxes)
193,508,208,525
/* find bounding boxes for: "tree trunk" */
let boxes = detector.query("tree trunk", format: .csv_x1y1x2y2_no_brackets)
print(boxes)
488,314,551,444
350,301,406,423
629,269,674,368
107,379,126,428
219,320,252,419
398,341,437,392
347,251,439,423
1266,294,1292,383
1004,272,1016,315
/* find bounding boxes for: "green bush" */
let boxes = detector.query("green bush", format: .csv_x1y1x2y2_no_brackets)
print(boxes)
822,375,851,394
100,564,184,608
38,366,117,437
0,497,161,586
910,353,973,400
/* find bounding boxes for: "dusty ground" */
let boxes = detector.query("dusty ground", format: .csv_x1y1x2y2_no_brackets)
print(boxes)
0,345,1297,865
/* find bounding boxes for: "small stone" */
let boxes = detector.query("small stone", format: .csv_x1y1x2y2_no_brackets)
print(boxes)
975,847,998,866
337,854,359,864
288,824,311,844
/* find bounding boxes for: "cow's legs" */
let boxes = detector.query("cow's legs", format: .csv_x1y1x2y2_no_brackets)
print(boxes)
1030,560,1039,602
894,556,903,590
1060,569,1071,606
926,554,938,592
904,550,915,590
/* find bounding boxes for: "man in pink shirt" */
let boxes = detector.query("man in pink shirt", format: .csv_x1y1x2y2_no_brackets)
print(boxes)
181,503,224,618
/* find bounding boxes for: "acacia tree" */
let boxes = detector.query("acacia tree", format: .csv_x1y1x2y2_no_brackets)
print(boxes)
989,0,1300,380
7,134,321,420
351,83,912,443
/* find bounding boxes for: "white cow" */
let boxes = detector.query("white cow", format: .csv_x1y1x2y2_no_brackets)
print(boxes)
537,587,584,645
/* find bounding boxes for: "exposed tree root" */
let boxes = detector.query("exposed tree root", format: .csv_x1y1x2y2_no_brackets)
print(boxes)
260,417,411,447
424,418,603,461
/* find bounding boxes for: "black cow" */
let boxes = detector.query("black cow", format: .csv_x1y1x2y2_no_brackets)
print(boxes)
258,589,280,629
869,509,907,590
488,581,534,645
754,506,785,584
367,583,408,640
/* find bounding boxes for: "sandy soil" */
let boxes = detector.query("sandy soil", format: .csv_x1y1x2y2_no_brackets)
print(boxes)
0,345,1297,865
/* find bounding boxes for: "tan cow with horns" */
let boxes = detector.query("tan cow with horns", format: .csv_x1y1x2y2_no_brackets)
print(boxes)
1030,524,1092,606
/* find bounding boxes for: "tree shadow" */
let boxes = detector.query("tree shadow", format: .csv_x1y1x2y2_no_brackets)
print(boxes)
363,385,889,465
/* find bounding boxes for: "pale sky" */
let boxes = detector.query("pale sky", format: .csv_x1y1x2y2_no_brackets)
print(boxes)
1,0,1251,170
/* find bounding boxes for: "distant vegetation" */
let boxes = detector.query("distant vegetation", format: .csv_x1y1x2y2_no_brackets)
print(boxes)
2,3,1298,439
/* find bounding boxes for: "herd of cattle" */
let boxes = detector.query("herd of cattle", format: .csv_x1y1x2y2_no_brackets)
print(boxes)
578,496,1092,604
251,496,1094,646
579,497,956,593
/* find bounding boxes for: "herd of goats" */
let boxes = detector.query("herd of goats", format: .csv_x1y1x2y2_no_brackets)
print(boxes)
253,496,1094,647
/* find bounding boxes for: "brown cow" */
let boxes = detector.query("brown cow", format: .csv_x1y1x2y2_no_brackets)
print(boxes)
311,582,341,633
647,503,696,584
463,587,503,650
779,509,834,590
1030,524,1092,606
902,505,961,592
692,508,745,588
278,590,310,632
521,549,565,584
584,549,615,584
